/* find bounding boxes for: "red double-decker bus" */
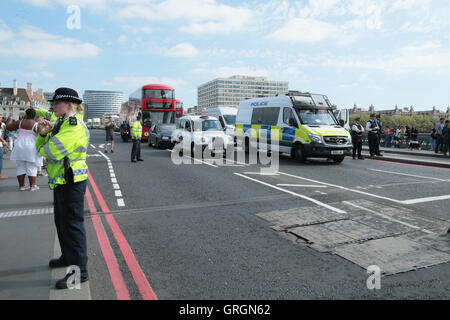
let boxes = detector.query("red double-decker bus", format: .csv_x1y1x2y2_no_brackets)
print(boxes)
129,84,177,141
175,100,184,118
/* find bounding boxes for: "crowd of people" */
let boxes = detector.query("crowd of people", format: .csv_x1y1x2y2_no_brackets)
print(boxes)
351,115,450,156
0,112,47,186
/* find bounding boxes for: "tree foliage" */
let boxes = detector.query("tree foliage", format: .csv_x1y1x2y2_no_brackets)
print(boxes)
349,114,441,132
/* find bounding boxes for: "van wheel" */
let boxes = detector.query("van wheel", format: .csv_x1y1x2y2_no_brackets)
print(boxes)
332,156,345,163
293,144,306,163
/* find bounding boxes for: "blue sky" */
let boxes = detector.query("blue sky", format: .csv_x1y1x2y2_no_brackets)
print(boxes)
1,0,449,111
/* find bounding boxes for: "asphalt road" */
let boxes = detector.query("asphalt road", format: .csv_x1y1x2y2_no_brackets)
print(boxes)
84,130,450,300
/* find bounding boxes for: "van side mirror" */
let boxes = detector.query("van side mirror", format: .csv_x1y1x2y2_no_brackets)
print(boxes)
339,119,345,127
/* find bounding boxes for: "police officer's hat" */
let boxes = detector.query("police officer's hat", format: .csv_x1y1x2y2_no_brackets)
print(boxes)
136,114,141,120
49,87,82,104
355,117,361,121
370,113,376,117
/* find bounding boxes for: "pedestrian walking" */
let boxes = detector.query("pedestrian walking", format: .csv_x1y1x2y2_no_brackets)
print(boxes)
435,118,445,153
0,115,8,180
383,126,391,147
131,114,144,162
409,125,420,150
351,118,365,160
366,114,382,157
6,109,41,191
430,127,437,151
442,120,450,156
104,116,117,153
36,87,90,289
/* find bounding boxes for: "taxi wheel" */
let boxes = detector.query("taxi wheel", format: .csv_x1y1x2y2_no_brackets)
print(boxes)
293,144,306,163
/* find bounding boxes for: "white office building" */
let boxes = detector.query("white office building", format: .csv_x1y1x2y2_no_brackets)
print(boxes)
83,90,124,119
197,75,289,110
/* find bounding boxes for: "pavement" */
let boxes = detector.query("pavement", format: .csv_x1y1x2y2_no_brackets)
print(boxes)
0,153,90,300
1,130,449,300
361,146,450,168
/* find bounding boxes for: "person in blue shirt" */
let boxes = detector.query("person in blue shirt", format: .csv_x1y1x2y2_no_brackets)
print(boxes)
434,118,445,153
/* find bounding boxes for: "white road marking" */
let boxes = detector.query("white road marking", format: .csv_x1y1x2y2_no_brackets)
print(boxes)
0,207,53,219
401,195,450,205
98,151,110,160
277,184,328,188
111,178,117,183
343,201,435,234
117,199,125,207
113,183,120,190
90,144,96,149
234,172,346,214
368,169,449,182
183,156,218,168
115,190,122,197
278,171,403,204
243,172,279,176
110,173,116,178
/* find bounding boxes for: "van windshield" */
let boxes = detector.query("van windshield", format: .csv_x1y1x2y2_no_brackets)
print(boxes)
223,115,236,125
295,109,338,126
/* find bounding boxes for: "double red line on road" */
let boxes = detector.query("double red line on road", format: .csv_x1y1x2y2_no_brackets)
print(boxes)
86,171,158,300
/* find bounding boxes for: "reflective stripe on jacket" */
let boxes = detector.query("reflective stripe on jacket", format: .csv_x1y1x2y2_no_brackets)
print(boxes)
36,113,89,190
131,121,142,139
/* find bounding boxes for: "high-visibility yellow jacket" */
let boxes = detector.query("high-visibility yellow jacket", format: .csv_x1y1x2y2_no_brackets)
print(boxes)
35,108,58,125
131,121,142,140
36,113,90,190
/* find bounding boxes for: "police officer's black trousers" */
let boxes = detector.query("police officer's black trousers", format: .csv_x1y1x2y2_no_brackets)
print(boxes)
352,136,362,158
54,179,88,278
131,139,141,161
368,133,380,155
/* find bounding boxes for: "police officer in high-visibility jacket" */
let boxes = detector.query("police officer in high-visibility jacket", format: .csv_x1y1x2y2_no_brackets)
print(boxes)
36,87,90,289
131,114,144,162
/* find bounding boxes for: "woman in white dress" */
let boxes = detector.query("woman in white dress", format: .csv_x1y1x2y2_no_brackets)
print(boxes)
6,109,41,191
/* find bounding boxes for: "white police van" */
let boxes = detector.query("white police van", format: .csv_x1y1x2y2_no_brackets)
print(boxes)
235,91,352,163
172,115,234,156
201,107,237,139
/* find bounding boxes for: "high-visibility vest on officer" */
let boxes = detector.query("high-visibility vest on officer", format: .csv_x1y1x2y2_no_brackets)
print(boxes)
36,87,90,289
131,118,142,139
130,114,144,162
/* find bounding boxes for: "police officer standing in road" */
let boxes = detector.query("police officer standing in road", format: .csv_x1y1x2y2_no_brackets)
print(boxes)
351,118,365,160
366,114,383,157
36,88,90,289
131,114,144,162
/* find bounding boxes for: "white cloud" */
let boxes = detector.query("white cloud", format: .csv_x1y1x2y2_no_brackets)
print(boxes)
0,20,13,41
110,76,186,88
267,18,337,43
116,0,255,35
192,65,269,78
166,43,199,58
0,25,101,60
21,0,108,9
118,35,128,43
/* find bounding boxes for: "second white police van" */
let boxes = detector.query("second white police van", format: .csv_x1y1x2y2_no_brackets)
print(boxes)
235,91,352,163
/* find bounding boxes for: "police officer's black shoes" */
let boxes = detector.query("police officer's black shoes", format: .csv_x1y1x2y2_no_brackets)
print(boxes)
376,154,383,157
55,271,89,290
131,160,136,163
49,257,68,268
137,159,144,161
358,156,365,160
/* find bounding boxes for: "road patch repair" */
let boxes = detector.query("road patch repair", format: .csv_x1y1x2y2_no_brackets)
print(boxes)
257,199,450,276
